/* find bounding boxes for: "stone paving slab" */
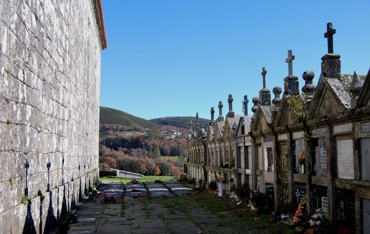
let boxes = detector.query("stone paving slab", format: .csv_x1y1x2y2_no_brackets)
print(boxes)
66,182,273,234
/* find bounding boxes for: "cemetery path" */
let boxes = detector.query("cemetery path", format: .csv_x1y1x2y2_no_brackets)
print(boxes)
64,182,290,234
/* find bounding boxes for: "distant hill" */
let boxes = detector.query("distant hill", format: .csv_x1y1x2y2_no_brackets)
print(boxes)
150,116,211,129
100,106,159,129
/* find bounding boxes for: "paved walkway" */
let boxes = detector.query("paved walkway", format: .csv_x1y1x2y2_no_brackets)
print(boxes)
66,182,271,234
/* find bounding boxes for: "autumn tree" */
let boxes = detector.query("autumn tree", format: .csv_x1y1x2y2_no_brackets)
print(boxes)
100,156,117,169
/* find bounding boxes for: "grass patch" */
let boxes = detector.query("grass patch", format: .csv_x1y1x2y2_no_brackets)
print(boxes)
160,156,179,162
120,203,126,216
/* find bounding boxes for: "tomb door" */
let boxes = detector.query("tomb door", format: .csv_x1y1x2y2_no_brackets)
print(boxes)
294,182,306,204
336,189,355,231
281,182,289,204
309,185,327,215
293,139,304,174
244,145,250,169
265,147,273,172
362,199,370,234
280,144,288,172
237,146,241,168
360,138,370,181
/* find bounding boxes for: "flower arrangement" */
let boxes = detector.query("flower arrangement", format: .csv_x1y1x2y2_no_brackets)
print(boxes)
298,151,305,164
293,196,307,225
308,208,325,230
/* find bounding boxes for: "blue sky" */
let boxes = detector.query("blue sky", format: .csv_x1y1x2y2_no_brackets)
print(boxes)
100,1,370,120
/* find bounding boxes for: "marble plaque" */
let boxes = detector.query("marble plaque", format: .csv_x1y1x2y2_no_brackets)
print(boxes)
360,138,370,181
361,122,370,133
322,196,329,217
333,123,352,135
278,134,288,141
337,139,354,179
320,147,327,169
312,128,326,136
293,131,304,139
363,199,370,234
264,136,273,142
258,146,263,170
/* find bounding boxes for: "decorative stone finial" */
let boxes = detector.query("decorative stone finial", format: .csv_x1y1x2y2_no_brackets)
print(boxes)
350,71,362,95
251,96,259,113
242,95,249,115
272,86,282,106
302,70,316,99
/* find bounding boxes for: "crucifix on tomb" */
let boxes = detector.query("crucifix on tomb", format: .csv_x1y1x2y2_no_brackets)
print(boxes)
260,67,271,106
324,22,336,54
261,67,267,89
285,50,295,76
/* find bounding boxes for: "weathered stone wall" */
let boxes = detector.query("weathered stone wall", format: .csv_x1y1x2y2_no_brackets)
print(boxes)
0,0,105,233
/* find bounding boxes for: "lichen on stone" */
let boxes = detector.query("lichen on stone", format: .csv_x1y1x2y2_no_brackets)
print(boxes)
287,95,303,119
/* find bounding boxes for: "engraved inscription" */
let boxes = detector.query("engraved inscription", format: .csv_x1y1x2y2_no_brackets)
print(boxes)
278,134,288,141
312,128,326,136
361,122,370,133
333,123,352,134
337,139,354,179
320,147,327,169
264,136,273,142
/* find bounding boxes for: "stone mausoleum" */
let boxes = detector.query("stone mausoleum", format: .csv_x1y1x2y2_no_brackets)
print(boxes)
0,1,106,233
186,23,370,233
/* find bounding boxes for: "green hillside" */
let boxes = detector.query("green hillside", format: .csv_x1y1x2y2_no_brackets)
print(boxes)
100,106,159,129
150,116,211,129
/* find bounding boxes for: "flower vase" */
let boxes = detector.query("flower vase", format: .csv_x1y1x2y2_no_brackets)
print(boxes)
301,164,305,174
217,183,223,196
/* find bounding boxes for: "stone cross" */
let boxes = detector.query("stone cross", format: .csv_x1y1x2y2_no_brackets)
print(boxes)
261,67,267,88
285,50,295,76
210,107,215,121
324,22,336,53
195,112,200,130
228,94,233,112
218,101,223,117
242,95,249,115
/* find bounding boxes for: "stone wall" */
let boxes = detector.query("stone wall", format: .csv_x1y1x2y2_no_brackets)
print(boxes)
0,0,106,233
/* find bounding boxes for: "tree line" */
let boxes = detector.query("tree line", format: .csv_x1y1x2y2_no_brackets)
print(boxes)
99,125,187,178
